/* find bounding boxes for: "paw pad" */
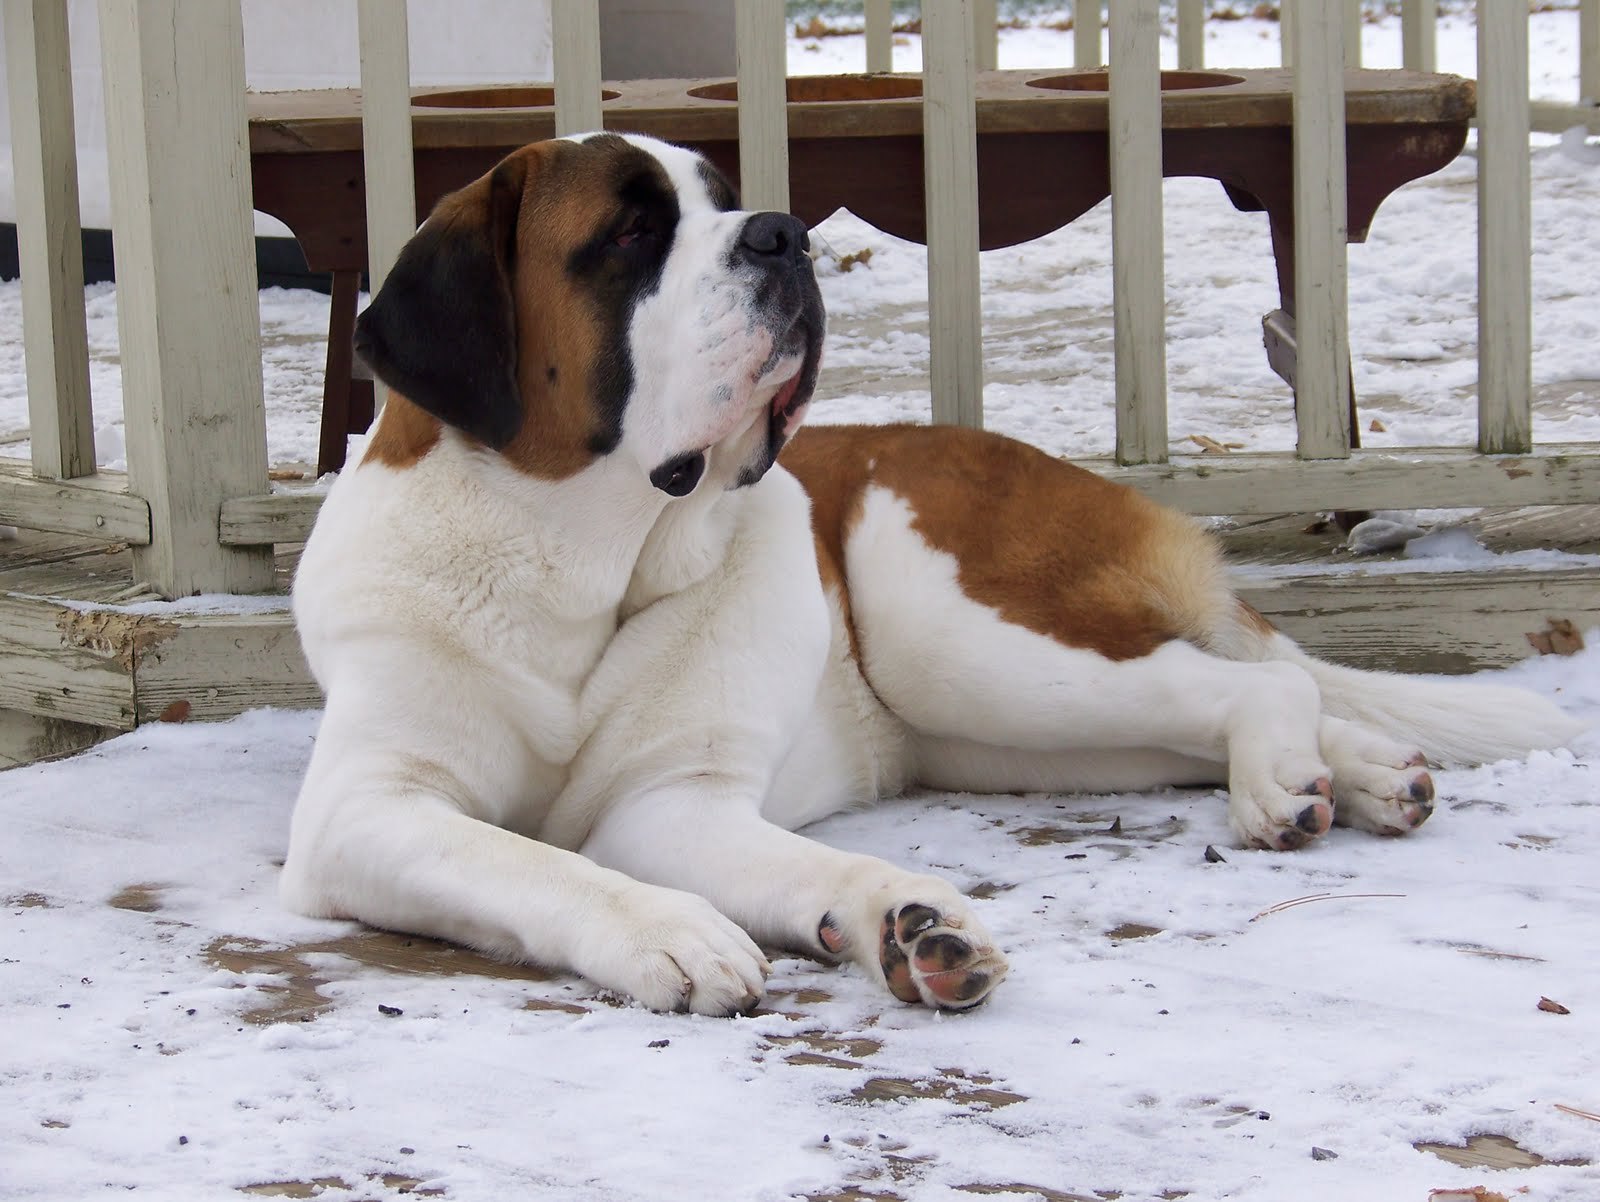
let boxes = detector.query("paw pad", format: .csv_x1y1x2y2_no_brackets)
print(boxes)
878,903,1007,1011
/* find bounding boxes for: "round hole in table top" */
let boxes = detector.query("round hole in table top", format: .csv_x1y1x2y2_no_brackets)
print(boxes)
688,74,925,103
1026,69,1246,93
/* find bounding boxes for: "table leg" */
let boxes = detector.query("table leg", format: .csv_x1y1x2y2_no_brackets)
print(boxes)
317,269,365,476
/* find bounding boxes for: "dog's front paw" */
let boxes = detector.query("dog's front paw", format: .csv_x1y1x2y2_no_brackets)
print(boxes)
878,901,1008,1010
822,881,1008,1010
581,888,770,1016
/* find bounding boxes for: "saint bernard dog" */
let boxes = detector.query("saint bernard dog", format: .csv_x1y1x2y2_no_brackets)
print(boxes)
283,132,1581,1015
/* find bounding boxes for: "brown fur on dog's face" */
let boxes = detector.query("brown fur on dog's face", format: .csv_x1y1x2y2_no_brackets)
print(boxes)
357,134,824,496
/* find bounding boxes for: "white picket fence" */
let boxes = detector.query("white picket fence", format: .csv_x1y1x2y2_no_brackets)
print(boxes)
2,0,1599,604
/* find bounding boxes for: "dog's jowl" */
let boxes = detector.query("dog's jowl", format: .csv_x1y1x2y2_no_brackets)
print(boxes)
283,133,1581,1015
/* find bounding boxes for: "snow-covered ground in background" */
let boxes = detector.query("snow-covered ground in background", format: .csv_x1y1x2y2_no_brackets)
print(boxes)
1,9,1597,467
4,11,1600,1201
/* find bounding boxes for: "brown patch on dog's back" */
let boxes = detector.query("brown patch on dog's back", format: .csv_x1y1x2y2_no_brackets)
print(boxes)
783,425,1226,662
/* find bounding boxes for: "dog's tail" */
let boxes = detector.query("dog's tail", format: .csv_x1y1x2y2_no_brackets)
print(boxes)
1209,600,1586,767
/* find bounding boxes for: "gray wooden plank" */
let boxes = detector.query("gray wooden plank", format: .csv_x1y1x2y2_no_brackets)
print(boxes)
1238,567,1600,674
0,593,139,728
133,609,319,724
0,458,151,544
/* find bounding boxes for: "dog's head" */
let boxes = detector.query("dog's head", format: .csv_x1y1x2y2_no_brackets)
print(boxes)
354,133,824,496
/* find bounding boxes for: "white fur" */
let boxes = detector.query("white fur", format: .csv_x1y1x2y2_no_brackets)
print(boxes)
285,135,1580,1014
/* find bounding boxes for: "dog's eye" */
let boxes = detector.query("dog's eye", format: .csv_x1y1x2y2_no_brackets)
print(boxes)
612,213,649,249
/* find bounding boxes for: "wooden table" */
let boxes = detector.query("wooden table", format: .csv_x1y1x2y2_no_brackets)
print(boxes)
247,69,1474,473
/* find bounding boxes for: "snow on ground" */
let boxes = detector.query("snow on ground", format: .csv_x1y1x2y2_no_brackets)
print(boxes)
4,10,1600,1201
3,644,1599,1202
1,10,1597,466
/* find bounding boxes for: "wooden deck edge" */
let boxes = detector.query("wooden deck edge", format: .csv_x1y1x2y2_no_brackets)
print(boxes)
0,708,115,770
4,562,1596,735
0,459,152,545
219,445,1600,545
0,593,318,730
1236,565,1600,674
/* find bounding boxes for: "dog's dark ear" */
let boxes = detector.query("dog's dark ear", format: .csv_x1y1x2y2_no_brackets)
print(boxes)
353,154,530,449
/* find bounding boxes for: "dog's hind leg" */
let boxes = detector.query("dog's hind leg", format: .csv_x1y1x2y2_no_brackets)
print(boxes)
843,486,1334,849
1202,596,1581,835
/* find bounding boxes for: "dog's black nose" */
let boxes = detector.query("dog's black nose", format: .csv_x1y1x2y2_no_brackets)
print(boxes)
738,212,810,265
650,450,706,497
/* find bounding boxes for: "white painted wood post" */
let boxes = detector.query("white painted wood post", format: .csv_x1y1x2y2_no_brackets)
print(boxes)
1401,0,1438,74
1476,1,1532,455
735,0,789,211
1290,0,1352,459
1108,0,1167,464
357,0,416,298
1345,0,1363,69
4,0,95,480
1581,0,1599,104
972,0,998,72
553,0,604,136
1075,0,1101,70
865,0,893,73
922,0,984,429
1177,0,1206,71
97,0,273,596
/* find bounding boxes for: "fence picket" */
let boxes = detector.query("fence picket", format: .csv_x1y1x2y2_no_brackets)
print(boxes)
3,0,95,480
1402,0,1438,73
553,0,604,136
1477,2,1533,454
1177,0,1205,70
1075,0,1101,68
1581,0,1599,103
1291,0,1352,459
1108,0,1167,464
735,0,789,211
922,0,984,428
357,0,415,298
865,0,892,72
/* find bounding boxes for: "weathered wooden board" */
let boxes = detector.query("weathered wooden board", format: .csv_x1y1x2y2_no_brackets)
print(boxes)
0,459,151,544
1237,566,1600,675
0,593,140,728
134,609,319,725
218,491,325,547
0,707,112,769
1103,445,1600,515
246,69,1476,152
217,446,1600,547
